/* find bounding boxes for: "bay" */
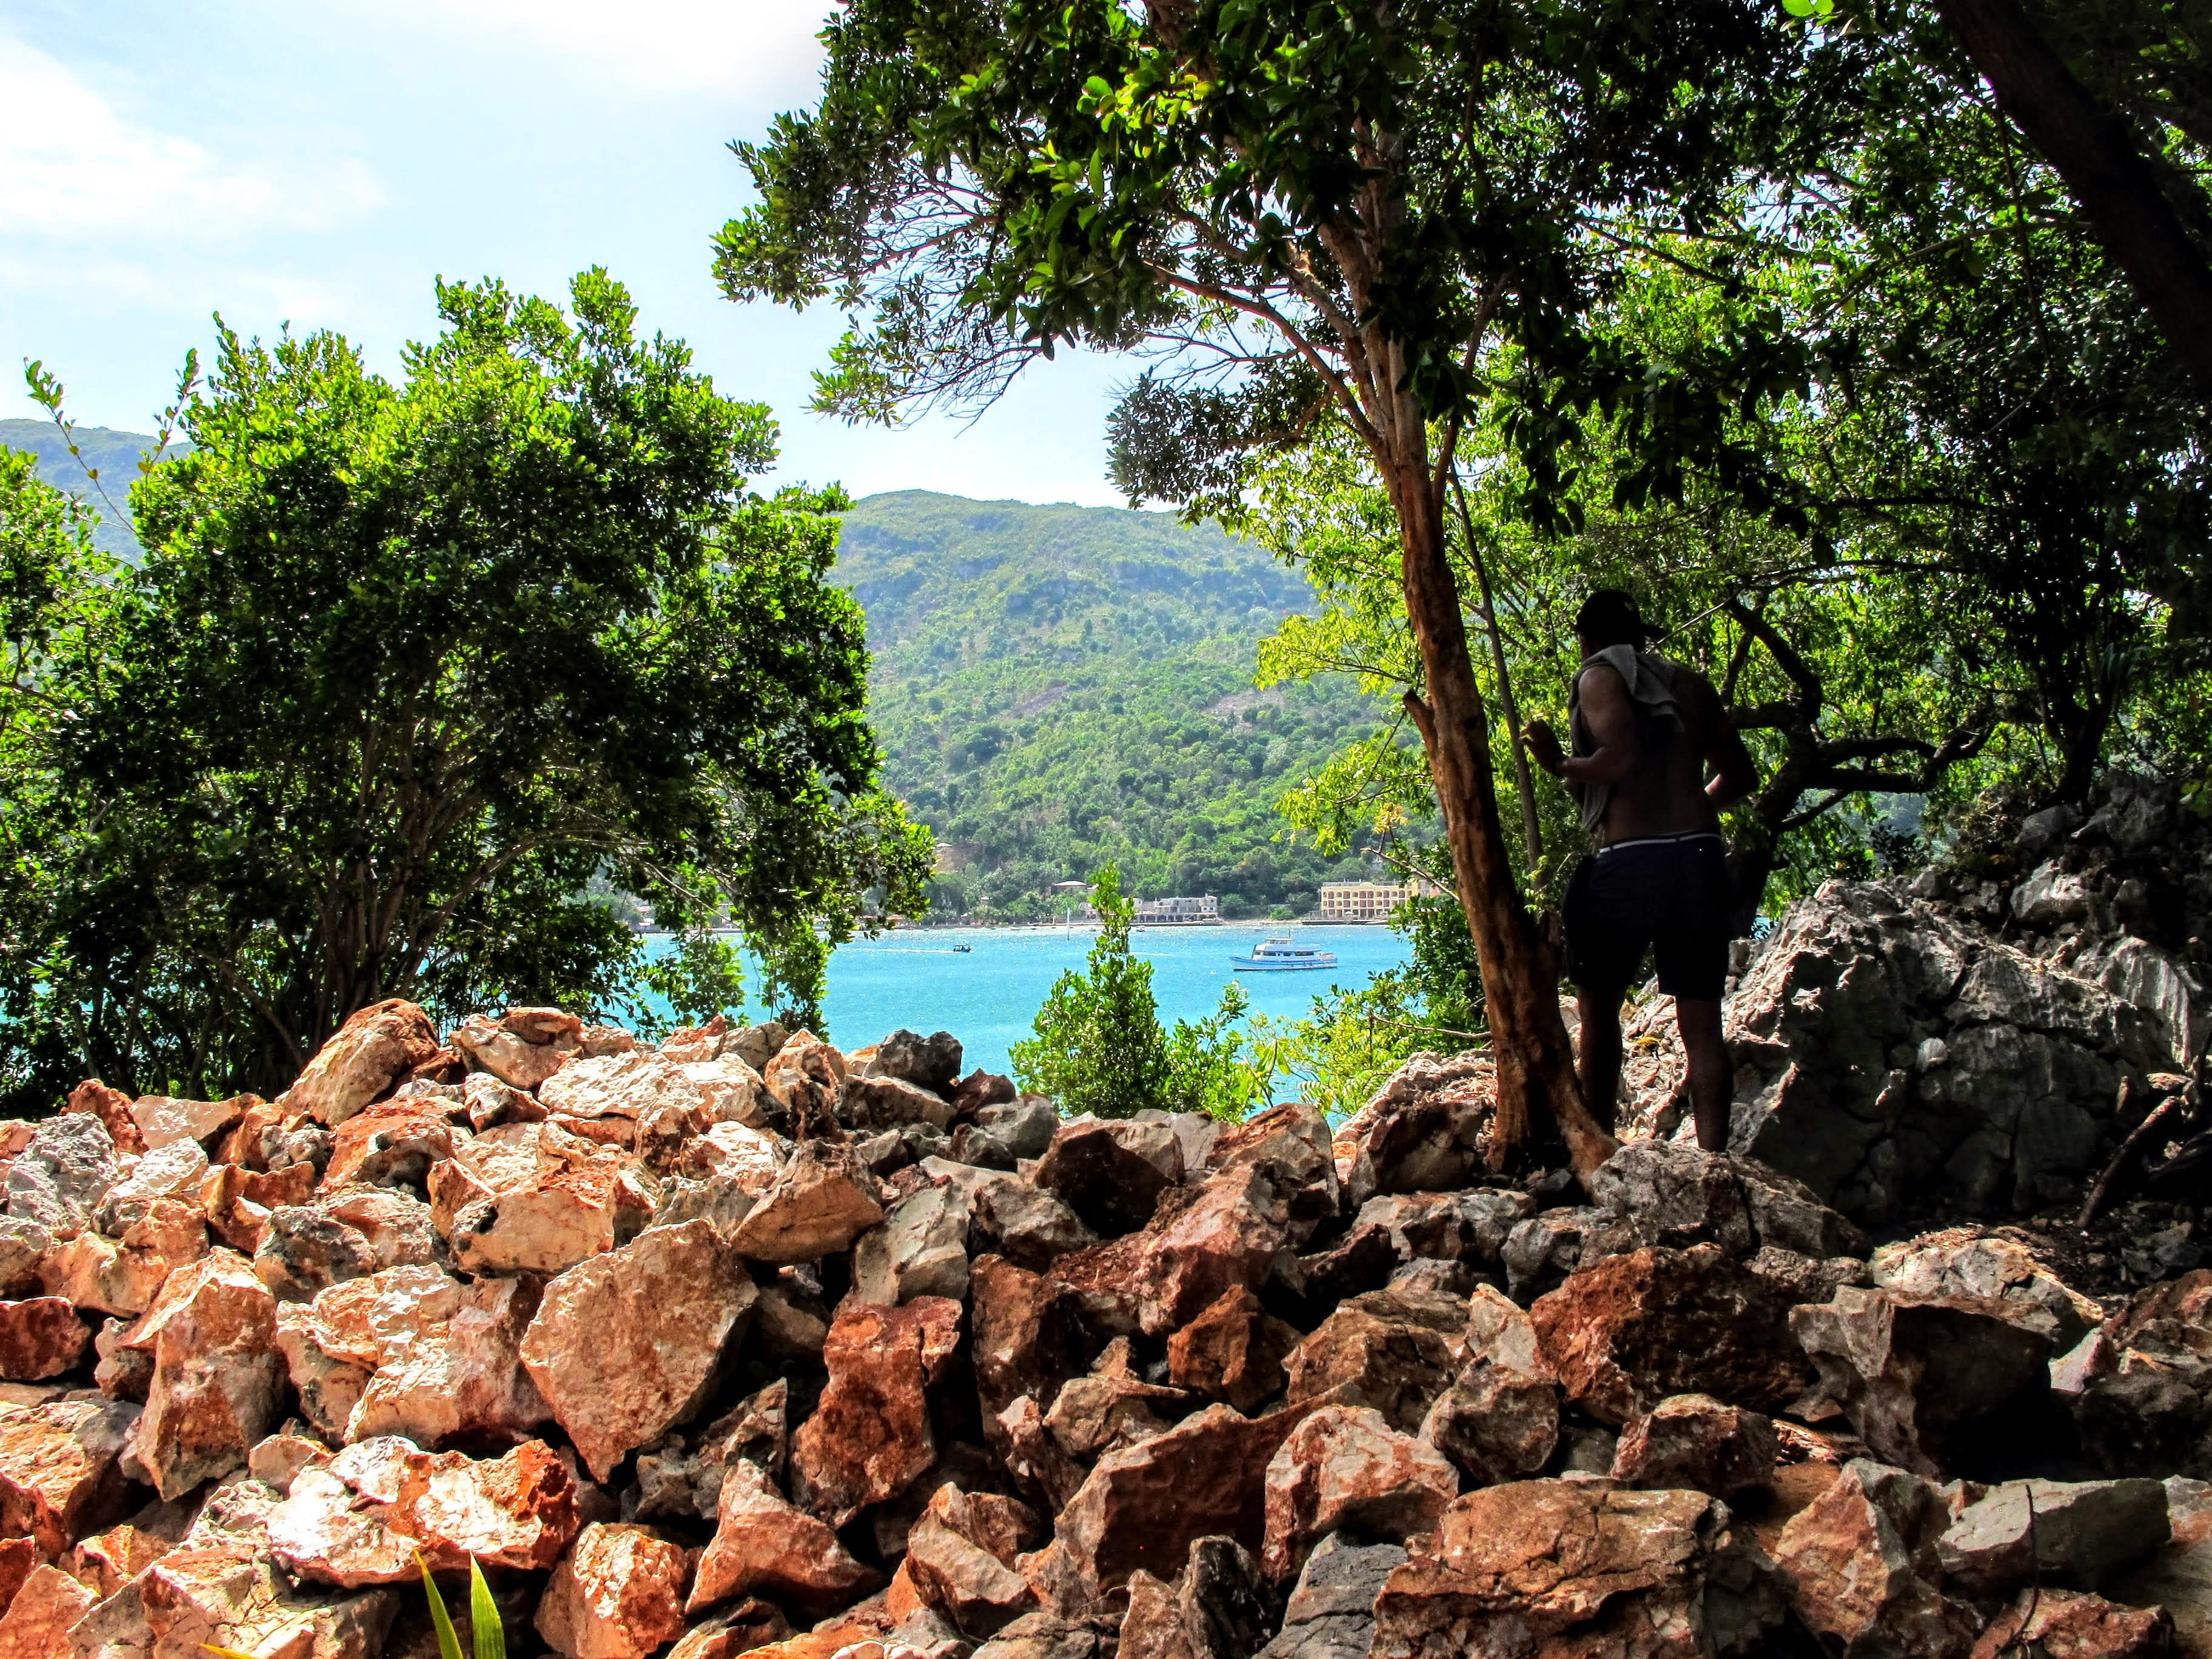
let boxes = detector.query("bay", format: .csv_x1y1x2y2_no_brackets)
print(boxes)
648,923,1411,1078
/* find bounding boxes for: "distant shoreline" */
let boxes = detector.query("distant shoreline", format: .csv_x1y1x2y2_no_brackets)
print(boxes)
648,917,1397,937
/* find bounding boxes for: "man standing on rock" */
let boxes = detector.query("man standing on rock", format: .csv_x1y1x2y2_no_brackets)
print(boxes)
1521,589,1758,1154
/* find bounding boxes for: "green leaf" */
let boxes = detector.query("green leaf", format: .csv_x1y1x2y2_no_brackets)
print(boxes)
469,1558,505,1659
417,1553,463,1659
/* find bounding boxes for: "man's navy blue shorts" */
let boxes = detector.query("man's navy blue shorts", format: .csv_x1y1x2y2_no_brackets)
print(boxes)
1563,832,1731,1002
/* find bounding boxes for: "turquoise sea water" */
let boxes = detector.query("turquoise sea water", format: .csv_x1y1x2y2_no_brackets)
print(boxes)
650,924,1413,1078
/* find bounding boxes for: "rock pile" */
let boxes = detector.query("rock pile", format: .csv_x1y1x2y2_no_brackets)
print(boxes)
8,994,2212,1658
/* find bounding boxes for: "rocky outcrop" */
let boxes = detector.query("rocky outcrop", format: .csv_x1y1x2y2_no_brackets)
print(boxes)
1621,877,2180,1223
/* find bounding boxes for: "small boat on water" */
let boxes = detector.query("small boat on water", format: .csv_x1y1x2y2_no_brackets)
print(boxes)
1230,936,1338,971
952,943,973,953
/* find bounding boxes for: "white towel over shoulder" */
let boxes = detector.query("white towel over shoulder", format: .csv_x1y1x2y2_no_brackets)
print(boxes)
1567,645,1684,833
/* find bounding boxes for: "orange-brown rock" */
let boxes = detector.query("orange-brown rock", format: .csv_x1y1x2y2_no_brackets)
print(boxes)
64,1081,145,1156
238,1163,318,1211
1168,1287,1299,1414
431,1125,653,1278
452,1008,583,1092
1118,1570,1196,1659
0,1564,94,1659
521,1219,757,1483
0,1395,137,1555
1127,1168,1295,1339
686,1457,879,1616
199,1164,276,1256
1261,1405,1458,1583
1033,1122,1181,1237
1055,1403,1307,1596
1418,1358,1561,1490
1043,1362,1187,1465
0,1536,38,1615
760,1030,846,1131
70,1512,403,1659
253,1188,439,1303
249,1427,335,1494
121,1249,284,1499
287,1263,550,1447
1368,1480,1778,1659
129,1094,248,1153
269,1436,580,1585
1769,1456,1968,1658
1282,1302,1456,1435
1529,1244,1809,1427
215,1098,286,1168
280,999,442,1126
38,1201,204,1319
534,1521,691,1659
320,1098,466,1190
664,1600,791,1659
971,1256,1098,1463
70,1515,187,1598
1969,1589,2173,1658
0,1301,89,1381
903,1484,1047,1637
1610,1394,1777,1499
792,1295,962,1526
728,1141,883,1265
99,1144,212,1231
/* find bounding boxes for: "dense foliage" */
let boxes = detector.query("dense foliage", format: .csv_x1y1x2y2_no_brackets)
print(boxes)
1011,866,1265,1120
0,272,931,1113
838,491,1385,918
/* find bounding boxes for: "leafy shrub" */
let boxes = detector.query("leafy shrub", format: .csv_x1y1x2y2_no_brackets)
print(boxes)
1013,865,1270,1121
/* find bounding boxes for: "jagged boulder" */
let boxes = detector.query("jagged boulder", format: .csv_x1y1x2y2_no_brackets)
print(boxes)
1657,880,2170,1223
279,999,441,1126
521,1219,757,1482
1530,1244,1810,1426
1791,1285,2055,1475
1369,1481,1785,1658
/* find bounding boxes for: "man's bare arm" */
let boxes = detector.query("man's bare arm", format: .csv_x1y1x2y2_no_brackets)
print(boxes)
1525,665,1637,785
1703,691,1759,808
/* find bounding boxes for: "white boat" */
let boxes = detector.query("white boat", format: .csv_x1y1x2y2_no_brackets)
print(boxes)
1230,936,1339,971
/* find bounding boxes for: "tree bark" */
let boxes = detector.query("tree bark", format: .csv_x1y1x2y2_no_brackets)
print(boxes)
1386,463,1616,1182
1931,0,2212,397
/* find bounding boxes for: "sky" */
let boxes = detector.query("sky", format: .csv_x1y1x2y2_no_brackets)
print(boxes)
0,0,1133,506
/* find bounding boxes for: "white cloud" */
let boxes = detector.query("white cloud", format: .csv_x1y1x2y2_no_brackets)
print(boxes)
0,35,385,244
347,0,833,99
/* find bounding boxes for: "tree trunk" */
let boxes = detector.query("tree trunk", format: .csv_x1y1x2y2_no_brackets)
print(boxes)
1385,464,1616,1182
1931,0,2212,397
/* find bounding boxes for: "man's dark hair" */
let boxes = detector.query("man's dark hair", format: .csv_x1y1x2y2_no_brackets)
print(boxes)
1574,588,1654,649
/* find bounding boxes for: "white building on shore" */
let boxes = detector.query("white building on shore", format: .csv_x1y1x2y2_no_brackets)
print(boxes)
1134,894,1220,923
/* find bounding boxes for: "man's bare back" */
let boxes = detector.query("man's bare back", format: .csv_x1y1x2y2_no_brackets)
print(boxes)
1570,657,1743,845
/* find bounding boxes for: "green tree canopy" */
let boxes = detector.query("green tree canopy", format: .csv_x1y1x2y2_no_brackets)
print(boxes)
714,0,1843,1168
0,270,930,1111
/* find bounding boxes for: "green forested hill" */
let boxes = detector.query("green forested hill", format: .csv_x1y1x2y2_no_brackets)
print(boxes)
837,492,1378,918
0,420,1384,917
0,418,174,560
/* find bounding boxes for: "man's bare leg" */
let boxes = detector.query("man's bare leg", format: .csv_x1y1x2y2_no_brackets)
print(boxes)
1676,997,1733,1152
1576,989,1624,1133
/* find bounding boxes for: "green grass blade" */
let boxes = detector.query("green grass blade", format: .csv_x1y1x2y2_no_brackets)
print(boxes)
416,1552,463,1659
469,1558,505,1659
